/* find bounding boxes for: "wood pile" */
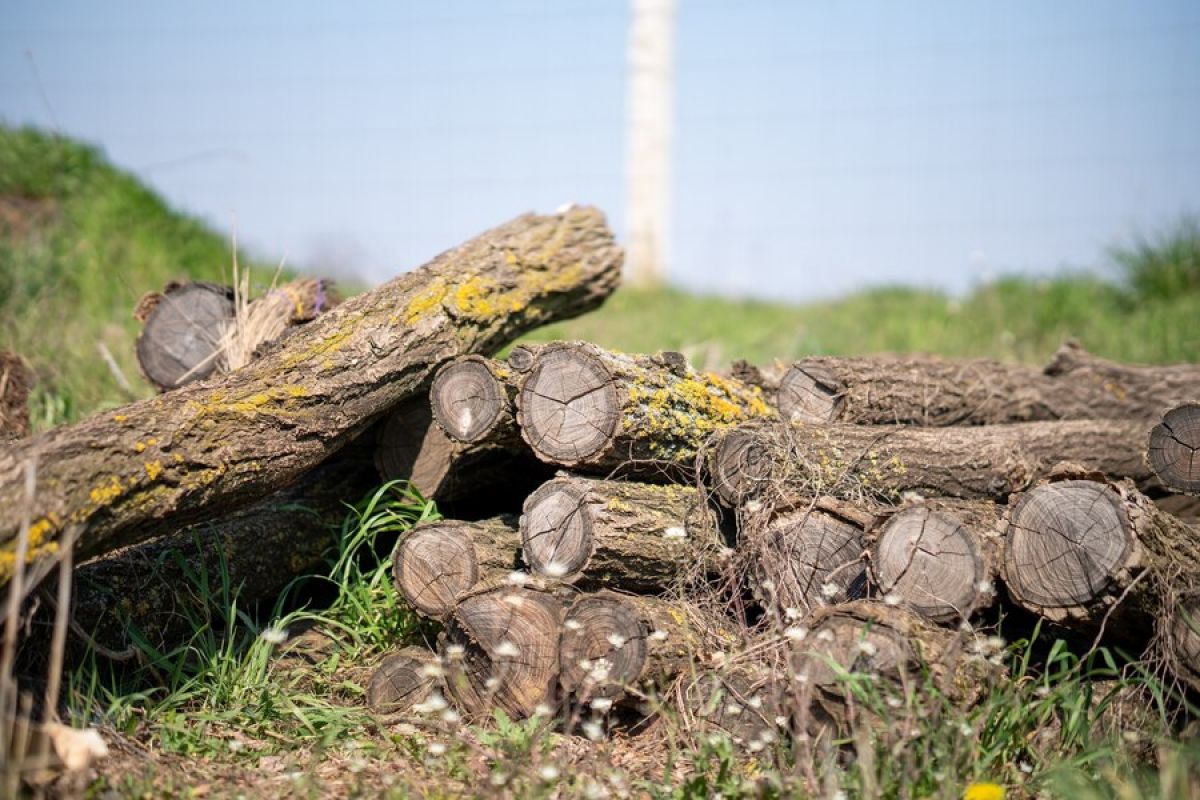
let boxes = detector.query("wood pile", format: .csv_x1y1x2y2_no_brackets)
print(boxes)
4,204,1200,749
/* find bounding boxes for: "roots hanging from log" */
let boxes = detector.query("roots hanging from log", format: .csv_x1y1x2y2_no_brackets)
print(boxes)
1,351,32,439
430,356,521,446
704,418,1151,507
134,282,234,390
519,476,720,592
0,206,625,583
442,586,564,720
1001,477,1200,631
516,342,774,477
1164,590,1200,694
770,343,1200,425
391,517,521,619
1148,403,1200,496
868,500,1003,623
366,646,439,714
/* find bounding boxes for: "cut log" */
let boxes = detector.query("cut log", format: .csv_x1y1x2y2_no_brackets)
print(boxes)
430,355,521,445
442,586,564,719
1165,590,1200,693
516,342,774,477
392,517,521,619
868,499,1003,623
0,207,622,582
704,418,1151,507
1001,477,1200,630
134,281,235,390
743,505,869,621
1148,403,1200,495
558,591,737,705
1,351,32,439
366,646,439,714
773,342,1200,425
682,662,784,748
519,476,719,592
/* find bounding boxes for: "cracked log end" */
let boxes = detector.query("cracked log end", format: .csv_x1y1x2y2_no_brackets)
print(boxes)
443,587,563,719
1167,592,1200,691
559,595,647,701
873,507,987,622
709,427,773,506
1003,481,1131,616
520,478,594,580
431,357,508,443
393,522,481,619
519,346,619,465
367,647,438,714
752,509,866,618
1148,403,1200,495
778,363,843,424
135,282,234,390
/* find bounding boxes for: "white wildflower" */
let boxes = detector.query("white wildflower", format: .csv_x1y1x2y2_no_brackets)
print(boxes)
785,625,808,641
663,526,687,540
959,722,973,736
745,500,764,513
820,582,840,599
718,547,735,560
985,636,1006,653
503,593,525,607
413,693,448,714
420,663,445,679
506,570,529,586
260,626,289,645
494,640,520,658
590,697,614,712
539,765,561,781
485,677,501,691
441,709,460,724
747,740,764,753
444,644,465,659
775,715,789,728
490,772,509,786
784,607,802,621
542,561,569,578
228,739,244,753
816,629,834,642
747,695,763,709
582,720,605,741
977,579,996,596
1019,761,1033,774
533,703,554,717
856,639,878,657
886,696,903,709
605,633,627,649
883,593,903,607
565,618,583,631
428,742,447,756
724,703,743,717
649,629,669,642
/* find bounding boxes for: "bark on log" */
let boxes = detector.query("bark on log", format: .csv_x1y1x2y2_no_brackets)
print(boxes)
705,418,1151,507
1,351,32,439
1148,403,1200,496
366,646,439,714
392,517,522,619
681,662,785,748
519,476,720,592
772,342,1200,426
430,356,521,445
516,342,774,477
867,499,1003,623
558,591,738,706
0,207,622,583
1164,590,1200,694
134,281,234,390
442,586,565,719
1001,477,1200,631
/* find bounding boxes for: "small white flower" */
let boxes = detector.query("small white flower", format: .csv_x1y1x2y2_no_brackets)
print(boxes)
958,620,974,633
1019,761,1034,774
710,651,728,667
228,739,244,753
588,661,612,683
747,740,764,753
565,619,583,631
784,607,802,621
539,765,560,781
977,579,996,596
582,720,604,741
490,772,509,786
856,639,878,657
494,640,520,658
816,629,834,642
260,626,289,645
883,593,902,607
1123,730,1140,743
820,582,840,599
533,703,554,717
959,722,973,736
445,644,465,658
747,695,763,709
724,703,742,716
441,709,460,724
584,781,607,800
649,629,669,642
542,561,569,578
760,579,776,592
831,791,848,800
503,593,525,607
605,633,627,649
663,526,687,540
506,570,529,586
1035,685,1051,698
745,500,764,513
420,663,445,679
774,715,789,727
758,729,776,744
485,677,501,691
986,636,1006,652
590,697,614,712
793,672,809,684
428,742,447,756
886,696,903,709
718,547,735,560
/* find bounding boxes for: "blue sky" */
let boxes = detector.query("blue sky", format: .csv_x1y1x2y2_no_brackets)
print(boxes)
2,1,1197,300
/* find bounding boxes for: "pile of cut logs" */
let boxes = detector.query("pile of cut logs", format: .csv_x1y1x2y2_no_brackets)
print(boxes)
3,206,1199,747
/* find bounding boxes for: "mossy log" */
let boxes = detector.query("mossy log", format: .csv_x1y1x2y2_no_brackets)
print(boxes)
769,342,1200,425
0,207,622,583
1001,477,1200,632
867,499,1004,623
366,646,439,715
1148,403,1200,496
519,475,720,592
441,586,565,719
375,394,552,510
705,418,1151,507
558,591,738,707
392,517,522,619
516,342,774,477
1,351,32,439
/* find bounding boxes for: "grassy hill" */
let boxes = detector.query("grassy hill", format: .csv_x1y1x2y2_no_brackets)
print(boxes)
2,124,1198,432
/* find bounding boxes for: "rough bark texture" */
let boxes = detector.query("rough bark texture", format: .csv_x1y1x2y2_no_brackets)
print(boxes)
1001,477,1200,631
558,591,738,706
0,207,622,582
772,342,1200,426
375,395,552,510
1148,403,1200,496
519,476,720,592
705,418,1151,507
366,646,438,715
392,517,522,619
1164,590,1200,693
442,586,565,719
134,281,235,390
430,356,521,446
1,351,32,439
516,342,774,477
867,498,1004,623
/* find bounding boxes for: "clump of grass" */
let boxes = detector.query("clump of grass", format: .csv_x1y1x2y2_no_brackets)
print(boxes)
1112,217,1200,302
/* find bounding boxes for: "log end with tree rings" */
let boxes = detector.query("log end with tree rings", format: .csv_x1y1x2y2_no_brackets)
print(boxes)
393,522,480,619
872,507,986,622
507,344,540,373
431,357,508,443
1003,480,1131,618
753,509,866,617
559,595,648,702
443,587,563,720
790,608,915,689
1166,592,1200,691
1148,403,1200,495
135,281,235,390
777,363,843,424
684,667,782,747
366,647,437,714
710,426,774,506
521,477,594,580
518,345,619,465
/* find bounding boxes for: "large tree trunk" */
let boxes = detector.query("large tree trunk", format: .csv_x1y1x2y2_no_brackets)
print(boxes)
1147,403,1200,496
518,475,721,593
515,342,774,478
0,207,622,582
704,418,1151,507
769,342,1200,426
1,351,32,439
1001,476,1200,634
